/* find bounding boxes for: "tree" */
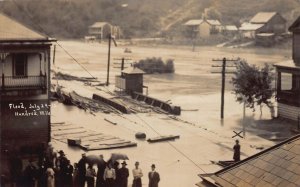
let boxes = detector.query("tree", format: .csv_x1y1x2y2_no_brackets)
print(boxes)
231,60,275,116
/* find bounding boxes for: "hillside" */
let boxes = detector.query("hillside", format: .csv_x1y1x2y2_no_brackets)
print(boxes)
0,0,300,39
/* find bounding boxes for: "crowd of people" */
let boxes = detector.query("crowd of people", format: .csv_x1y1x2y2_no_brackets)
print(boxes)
6,143,160,187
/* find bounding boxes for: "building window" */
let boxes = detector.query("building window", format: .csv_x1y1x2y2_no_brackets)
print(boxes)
281,73,292,91
13,54,27,77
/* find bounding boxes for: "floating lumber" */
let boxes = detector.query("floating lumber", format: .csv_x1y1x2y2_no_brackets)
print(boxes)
131,92,181,115
147,135,180,143
93,94,129,114
51,123,137,151
216,160,236,167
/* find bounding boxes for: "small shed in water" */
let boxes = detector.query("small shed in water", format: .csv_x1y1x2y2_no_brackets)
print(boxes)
273,16,300,121
115,67,145,94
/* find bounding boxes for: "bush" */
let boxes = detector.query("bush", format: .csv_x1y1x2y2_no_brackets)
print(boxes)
134,57,175,74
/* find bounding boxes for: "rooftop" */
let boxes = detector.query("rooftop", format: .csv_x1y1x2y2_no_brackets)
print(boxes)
184,19,221,26
274,60,300,69
289,16,300,32
239,22,264,31
122,67,145,74
89,22,111,28
250,12,277,24
197,135,300,187
0,13,49,41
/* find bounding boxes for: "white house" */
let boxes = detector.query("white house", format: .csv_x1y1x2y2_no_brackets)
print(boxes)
184,19,222,38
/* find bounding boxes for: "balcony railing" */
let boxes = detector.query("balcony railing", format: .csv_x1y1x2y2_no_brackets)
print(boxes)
0,75,47,91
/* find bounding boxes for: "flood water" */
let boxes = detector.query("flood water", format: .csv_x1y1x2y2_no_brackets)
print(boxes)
51,41,291,187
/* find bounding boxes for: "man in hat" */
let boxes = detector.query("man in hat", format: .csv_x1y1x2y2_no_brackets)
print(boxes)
233,139,241,162
132,161,143,187
118,161,129,187
148,164,160,187
78,153,87,187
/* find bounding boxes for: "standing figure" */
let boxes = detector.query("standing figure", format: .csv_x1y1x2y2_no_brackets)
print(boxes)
132,161,143,187
9,154,23,187
148,164,160,187
46,164,55,187
78,153,87,187
23,159,37,187
103,164,116,187
233,139,241,162
96,155,106,187
62,160,74,187
118,161,129,187
86,164,96,187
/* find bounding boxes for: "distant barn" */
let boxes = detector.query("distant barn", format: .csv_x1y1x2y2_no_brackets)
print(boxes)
239,12,286,44
88,22,121,41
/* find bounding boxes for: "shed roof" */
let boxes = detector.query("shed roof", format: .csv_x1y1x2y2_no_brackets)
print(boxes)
198,135,300,187
89,22,111,28
289,16,300,32
122,67,145,74
239,22,264,31
250,12,277,24
274,60,300,69
0,13,49,41
223,25,238,31
184,19,221,26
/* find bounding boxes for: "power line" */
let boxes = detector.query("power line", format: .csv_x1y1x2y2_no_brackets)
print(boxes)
134,113,207,173
10,0,96,79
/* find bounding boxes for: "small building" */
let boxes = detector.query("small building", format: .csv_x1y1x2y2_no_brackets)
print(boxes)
221,25,238,35
184,19,222,38
115,67,145,94
88,22,121,41
0,12,55,176
196,135,300,187
273,16,300,122
239,12,286,40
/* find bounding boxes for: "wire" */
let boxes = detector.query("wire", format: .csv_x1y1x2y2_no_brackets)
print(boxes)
10,0,96,79
134,113,207,173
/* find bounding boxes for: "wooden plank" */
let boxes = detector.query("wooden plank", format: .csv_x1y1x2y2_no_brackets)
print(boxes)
52,127,84,131
147,135,180,143
53,130,87,136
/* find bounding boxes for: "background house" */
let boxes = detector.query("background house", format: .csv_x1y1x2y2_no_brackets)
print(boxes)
184,19,222,38
88,22,121,41
239,12,286,40
0,12,55,176
274,16,300,122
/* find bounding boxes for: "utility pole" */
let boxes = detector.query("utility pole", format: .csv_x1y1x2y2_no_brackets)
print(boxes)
106,34,112,86
211,57,239,119
106,34,117,86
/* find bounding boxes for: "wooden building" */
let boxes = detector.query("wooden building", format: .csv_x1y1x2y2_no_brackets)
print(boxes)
184,19,222,38
88,22,121,41
0,13,55,177
273,16,300,121
239,12,286,39
115,67,145,94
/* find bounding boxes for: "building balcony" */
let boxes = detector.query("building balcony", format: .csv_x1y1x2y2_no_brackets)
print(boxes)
0,75,47,93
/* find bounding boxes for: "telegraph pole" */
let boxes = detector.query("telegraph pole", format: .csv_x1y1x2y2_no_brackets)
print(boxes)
106,34,112,86
106,34,117,86
212,57,239,119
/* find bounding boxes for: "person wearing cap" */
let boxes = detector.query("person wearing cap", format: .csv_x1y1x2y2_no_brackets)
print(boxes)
132,161,143,187
61,159,74,187
148,164,160,187
118,161,129,187
23,159,37,187
78,153,87,187
233,139,241,162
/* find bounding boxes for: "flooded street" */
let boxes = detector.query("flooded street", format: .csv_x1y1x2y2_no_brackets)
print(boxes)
51,41,291,186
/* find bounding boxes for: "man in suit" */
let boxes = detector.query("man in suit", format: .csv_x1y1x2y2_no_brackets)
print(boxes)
118,161,129,187
148,164,160,187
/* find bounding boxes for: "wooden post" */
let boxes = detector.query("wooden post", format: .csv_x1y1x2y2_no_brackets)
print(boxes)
121,57,125,71
221,57,226,119
2,73,4,90
52,45,56,65
106,34,111,86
